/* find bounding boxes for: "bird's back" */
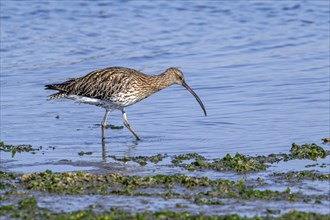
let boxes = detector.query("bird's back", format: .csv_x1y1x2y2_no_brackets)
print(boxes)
46,67,153,107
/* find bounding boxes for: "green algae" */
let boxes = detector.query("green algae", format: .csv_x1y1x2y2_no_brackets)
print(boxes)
213,153,266,172
1,142,329,219
21,171,220,193
107,143,329,173
322,138,330,143
178,143,329,173
18,196,37,210
290,143,328,160
0,171,17,191
193,197,225,205
78,151,93,156
109,153,167,165
251,153,288,164
0,142,41,158
176,153,267,173
110,152,267,172
272,171,330,181
253,143,329,164
280,210,330,220
0,171,17,181
17,171,327,203
172,153,207,164
201,185,301,202
105,124,124,129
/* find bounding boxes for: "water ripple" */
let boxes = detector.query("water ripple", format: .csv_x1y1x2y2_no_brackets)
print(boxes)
1,0,329,160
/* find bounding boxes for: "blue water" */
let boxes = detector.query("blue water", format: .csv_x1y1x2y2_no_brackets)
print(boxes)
1,1,329,162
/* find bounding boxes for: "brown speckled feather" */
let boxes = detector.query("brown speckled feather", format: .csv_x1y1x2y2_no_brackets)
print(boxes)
45,67,176,107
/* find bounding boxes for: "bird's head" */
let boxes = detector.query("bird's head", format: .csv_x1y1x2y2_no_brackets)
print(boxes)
164,67,207,116
164,67,185,85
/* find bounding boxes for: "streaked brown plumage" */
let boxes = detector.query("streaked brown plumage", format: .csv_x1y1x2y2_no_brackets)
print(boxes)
45,67,207,140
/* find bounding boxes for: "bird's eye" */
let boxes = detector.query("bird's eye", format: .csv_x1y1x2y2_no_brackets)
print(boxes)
178,76,182,80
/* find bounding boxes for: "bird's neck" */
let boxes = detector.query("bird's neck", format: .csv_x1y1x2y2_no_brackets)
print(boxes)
150,73,173,92
135,72,173,101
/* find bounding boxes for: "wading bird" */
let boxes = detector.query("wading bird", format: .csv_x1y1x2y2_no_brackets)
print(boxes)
46,67,207,140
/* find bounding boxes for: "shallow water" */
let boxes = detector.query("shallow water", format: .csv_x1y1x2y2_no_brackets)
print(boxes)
1,0,329,161
1,0,329,216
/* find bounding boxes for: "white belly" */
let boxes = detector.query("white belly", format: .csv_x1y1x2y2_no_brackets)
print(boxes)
66,95,124,111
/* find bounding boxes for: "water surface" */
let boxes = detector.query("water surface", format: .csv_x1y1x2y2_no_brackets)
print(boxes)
1,0,329,172
1,1,330,216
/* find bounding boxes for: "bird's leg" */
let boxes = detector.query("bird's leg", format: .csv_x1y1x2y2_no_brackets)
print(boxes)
102,137,106,161
101,110,109,140
102,110,110,127
122,109,140,140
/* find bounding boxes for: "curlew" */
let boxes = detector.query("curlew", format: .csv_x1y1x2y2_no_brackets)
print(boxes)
45,67,207,140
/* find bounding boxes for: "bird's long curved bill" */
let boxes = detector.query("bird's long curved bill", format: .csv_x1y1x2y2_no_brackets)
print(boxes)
182,81,207,116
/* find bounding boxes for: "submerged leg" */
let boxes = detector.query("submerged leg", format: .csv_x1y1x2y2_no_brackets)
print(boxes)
102,137,106,161
122,109,140,140
101,110,109,140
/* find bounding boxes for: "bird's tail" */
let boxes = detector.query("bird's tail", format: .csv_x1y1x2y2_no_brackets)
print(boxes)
45,83,66,90
45,84,67,100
